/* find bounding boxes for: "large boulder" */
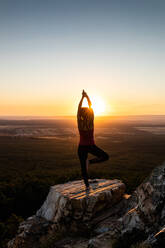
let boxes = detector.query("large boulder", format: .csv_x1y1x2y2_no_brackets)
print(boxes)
36,178,125,222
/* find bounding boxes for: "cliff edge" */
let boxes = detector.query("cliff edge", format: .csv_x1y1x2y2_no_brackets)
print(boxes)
8,163,165,248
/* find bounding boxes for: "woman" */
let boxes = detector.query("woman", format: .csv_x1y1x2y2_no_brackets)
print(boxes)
77,90,109,190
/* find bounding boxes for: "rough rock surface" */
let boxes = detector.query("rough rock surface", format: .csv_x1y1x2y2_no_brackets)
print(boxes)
84,162,165,248
8,163,165,248
36,178,125,222
8,178,125,248
119,162,165,247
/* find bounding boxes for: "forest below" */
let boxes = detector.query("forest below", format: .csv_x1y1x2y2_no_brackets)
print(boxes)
0,116,165,247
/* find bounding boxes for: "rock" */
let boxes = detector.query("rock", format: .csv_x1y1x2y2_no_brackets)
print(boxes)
93,162,165,248
9,162,165,248
121,163,165,235
69,162,165,248
7,215,52,248
36,178,125,222
8,178,125,248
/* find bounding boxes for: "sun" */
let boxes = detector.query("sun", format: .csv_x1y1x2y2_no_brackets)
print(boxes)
82,95,106,115
83,96,104,116
91,96,106,115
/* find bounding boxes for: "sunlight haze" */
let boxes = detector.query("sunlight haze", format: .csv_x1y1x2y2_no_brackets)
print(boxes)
0,0,165,116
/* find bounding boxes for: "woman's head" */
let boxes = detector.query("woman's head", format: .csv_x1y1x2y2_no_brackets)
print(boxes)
80,107,90,117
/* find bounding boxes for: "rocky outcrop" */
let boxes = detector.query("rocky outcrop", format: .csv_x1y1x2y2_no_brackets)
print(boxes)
8,178,126,248
36,178,125,223
8,163,165,248
119,162,165,247
84,162,165,248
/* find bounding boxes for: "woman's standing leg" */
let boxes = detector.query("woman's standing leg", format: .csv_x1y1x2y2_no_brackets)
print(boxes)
88,145,109,164
77,145,89,187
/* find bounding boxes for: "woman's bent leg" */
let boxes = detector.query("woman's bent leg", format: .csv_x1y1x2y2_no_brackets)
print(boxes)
88,145,109,164
77,145,89,187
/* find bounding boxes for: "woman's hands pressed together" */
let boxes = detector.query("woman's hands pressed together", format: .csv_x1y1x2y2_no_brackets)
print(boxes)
82,89,88,98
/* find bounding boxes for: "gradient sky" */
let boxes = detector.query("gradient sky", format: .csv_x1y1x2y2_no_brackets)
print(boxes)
0,0,165,116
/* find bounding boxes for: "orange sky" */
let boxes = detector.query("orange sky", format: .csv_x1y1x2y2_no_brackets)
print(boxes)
1,1,165,116
1,98,165,117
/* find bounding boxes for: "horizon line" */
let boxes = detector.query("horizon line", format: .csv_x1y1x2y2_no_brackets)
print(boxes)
0,114,165,120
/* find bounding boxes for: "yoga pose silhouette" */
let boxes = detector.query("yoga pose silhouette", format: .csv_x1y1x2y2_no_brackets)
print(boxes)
77,90,109,190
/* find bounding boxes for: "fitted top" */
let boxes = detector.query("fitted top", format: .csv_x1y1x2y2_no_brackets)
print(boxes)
79,129,95,145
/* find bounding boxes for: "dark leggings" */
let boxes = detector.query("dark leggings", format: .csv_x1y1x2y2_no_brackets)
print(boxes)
78,144,109,187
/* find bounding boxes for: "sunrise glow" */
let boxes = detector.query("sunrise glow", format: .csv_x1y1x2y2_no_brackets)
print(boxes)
82,95,106,116
0,1,164,117
91,96,106,116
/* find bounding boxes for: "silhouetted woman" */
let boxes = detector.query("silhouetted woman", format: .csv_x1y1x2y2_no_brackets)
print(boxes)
77,90,109,190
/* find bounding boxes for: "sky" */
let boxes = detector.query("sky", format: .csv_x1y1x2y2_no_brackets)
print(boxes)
0,0,165,116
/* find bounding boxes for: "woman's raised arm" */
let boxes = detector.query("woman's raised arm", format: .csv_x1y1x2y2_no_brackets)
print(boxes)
83,91,92,108
77,94,84,116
